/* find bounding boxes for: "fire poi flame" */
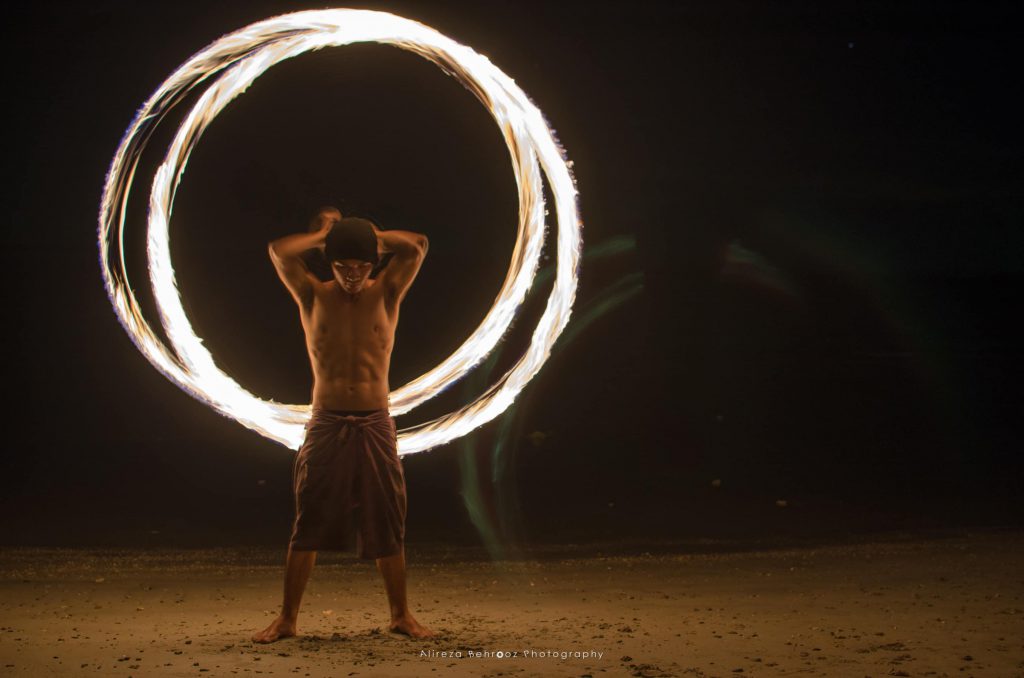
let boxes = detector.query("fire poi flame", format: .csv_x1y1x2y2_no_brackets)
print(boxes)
98,9,582,454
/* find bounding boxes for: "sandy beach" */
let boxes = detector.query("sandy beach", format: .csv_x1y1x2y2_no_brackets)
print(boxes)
1,531,1022,677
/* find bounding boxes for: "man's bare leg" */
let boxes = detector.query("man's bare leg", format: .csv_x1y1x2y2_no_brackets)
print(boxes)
252,547,317,643
376,545,436,638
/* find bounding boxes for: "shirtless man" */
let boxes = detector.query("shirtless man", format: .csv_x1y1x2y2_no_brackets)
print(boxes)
253,206,435,642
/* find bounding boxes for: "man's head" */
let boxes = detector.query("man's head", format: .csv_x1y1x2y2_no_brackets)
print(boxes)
325,217,380,294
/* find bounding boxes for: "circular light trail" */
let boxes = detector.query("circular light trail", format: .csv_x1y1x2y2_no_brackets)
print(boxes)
98,9,581,454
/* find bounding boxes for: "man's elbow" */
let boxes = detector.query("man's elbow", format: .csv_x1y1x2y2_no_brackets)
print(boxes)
268,240,292,261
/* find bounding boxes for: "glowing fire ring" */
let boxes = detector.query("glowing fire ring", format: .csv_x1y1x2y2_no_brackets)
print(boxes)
98,9,581,454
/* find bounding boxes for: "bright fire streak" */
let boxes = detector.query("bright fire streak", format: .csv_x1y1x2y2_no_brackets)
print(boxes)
98,9,581,454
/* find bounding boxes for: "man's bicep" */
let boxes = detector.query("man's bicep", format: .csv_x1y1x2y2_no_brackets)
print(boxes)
382,245,427,303
269,247,317,306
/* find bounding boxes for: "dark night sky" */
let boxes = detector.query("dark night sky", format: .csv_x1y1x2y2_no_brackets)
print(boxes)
2,0,1021,548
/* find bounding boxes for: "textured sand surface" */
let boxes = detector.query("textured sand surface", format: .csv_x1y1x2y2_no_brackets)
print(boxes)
1,532,1022,677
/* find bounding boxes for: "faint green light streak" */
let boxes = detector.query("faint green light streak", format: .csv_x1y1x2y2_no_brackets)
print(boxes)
456,235,642,559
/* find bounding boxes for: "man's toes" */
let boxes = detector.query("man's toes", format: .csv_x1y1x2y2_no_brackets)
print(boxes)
253,629,280,644
389,619,435,638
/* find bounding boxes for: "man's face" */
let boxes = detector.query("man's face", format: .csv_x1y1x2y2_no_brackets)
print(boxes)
332,258,373,294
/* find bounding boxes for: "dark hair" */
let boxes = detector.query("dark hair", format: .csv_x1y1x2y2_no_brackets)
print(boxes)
324,217,379,265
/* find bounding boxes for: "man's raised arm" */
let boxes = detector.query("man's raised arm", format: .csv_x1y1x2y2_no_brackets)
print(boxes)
269,227,329,308
373,224,428,304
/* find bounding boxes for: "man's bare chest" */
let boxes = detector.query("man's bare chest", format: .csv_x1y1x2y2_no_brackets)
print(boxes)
305,292,395,350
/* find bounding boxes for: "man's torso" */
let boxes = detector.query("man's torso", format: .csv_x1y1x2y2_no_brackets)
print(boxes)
300,279,397,410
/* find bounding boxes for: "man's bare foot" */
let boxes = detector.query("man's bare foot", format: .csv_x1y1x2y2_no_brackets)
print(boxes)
251,615,297,644
389,613,437,638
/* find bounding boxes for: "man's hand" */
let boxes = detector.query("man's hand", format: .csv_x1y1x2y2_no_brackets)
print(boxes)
312,208,342,239
369,220,383,251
